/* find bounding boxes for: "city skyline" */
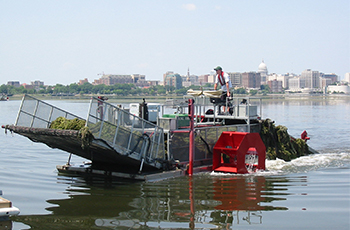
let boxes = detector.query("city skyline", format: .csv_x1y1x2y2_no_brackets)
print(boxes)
1,1,349,85
3,66,344,86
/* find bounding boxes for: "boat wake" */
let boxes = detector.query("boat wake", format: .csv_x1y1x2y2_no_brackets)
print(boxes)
264,152,350,175
210,152,350,176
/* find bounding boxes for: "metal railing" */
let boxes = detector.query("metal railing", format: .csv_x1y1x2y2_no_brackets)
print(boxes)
161,96,262,132
14,95,166,170
164,96,262,120
15,94,84,128
86,97,166,169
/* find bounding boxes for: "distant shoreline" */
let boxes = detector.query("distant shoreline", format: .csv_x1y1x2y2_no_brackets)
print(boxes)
6,93,350,103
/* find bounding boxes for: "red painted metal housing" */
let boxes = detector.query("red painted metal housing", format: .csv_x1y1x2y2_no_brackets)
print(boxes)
213,132,266,174
188,99,195,176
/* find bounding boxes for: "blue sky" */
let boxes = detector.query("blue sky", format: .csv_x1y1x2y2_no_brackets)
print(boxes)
1,0,349,85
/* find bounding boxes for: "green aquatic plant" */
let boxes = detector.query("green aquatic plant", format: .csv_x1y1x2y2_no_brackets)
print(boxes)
78,126,93,149
50,117,93,149
49,117,86,130
260,119,311,161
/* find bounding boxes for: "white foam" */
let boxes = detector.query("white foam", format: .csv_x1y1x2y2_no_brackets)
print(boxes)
266,152,350,174
208,153,350,176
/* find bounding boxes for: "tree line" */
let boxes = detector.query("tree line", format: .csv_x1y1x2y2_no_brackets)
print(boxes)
0,82,268,96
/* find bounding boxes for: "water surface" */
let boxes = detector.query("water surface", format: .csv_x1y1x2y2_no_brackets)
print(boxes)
0,96,349,229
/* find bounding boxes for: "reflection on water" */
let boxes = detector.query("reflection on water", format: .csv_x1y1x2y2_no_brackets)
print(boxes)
12,173,305,229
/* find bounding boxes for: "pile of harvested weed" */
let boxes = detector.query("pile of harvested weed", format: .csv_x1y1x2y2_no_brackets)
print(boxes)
259,119,311,161
50,117,93,149
50,117,86,130
79,126,93,149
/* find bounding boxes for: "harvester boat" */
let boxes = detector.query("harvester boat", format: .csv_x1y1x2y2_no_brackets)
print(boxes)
3,92,268,181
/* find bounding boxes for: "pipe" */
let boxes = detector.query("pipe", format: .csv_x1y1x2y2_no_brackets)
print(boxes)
188,99,195,176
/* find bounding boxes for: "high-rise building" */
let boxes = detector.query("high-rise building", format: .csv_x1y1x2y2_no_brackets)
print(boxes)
268,74,290,89
198,74,209,85
242,72,261,89
7,81,20,87
268,79,283,93
288,77,305,90
148,80,159,86
163,71,174,86
31,80,44,87
131,74,146,84
164,72,182,89
208,74,215,83
94,74,133,85
228,72,242,86
301,69,320,88
320,77,332,89
322,73,338,84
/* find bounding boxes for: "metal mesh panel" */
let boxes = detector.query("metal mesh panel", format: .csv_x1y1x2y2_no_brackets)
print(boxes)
15,95,84,128
129,130,144,155
148,128,165,160
86,120,101,137
16,112,33,127
170,125,253,163
169,130,213,162
32,117,49,128
35,102,52,123
114,126,132,149
66,113,78,120
99,121,118,144
21,98,36,115
202,127,219,148
170,132,190,162
86,97,166,164
250,124,260,133
51,109,68,122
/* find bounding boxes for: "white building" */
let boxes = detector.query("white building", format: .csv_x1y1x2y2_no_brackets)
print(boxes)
267,74,290,89
301,69,320,89
208,74,215,83
288,77,305,91
182,81,192,87
344,73,350,83
258,60,268,84
327,85,350,94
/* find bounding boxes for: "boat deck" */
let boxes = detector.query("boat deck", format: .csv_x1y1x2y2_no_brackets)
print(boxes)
57,163,212,182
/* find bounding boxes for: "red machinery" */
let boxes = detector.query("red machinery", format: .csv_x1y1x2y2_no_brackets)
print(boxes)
300,130,310,142
213,132,266,174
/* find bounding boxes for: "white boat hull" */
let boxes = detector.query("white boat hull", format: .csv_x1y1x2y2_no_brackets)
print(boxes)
0,206,20,217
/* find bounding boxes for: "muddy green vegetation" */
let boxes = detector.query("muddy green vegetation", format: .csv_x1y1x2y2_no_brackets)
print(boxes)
260,119,312,161
49,117,86,130
49,117,92,149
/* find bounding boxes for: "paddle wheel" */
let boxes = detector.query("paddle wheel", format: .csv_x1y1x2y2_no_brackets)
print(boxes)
213,132,266,174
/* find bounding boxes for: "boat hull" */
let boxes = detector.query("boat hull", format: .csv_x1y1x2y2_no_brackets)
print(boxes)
4,125,162,174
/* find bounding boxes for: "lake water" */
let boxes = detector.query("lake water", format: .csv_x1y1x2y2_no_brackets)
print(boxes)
0,95,349,230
